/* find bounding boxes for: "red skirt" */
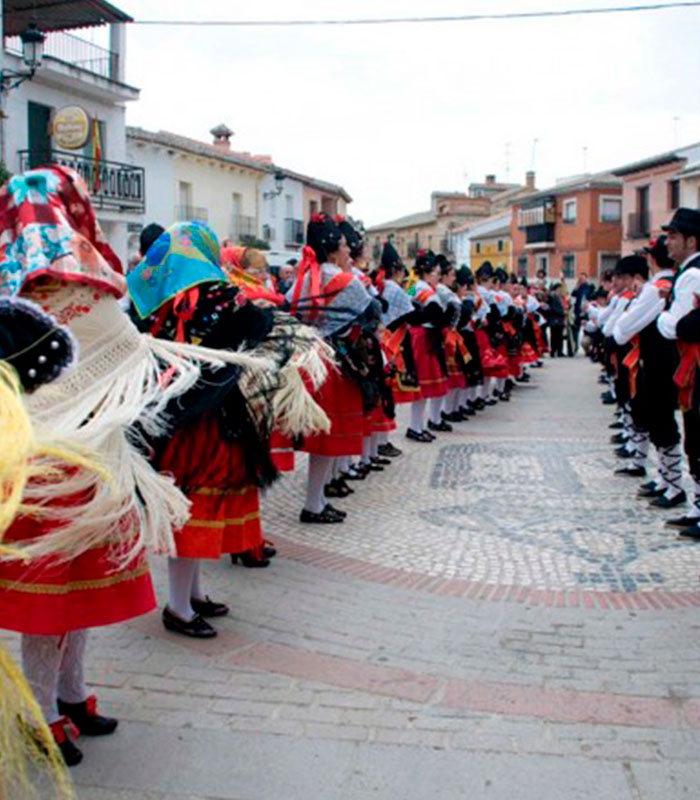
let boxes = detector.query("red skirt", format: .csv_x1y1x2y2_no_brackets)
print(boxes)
174,485,262,559
474,329,509,379
368,404,397,434
0,505,154,636
270,430,295,472
520,342,539,364
300,367,364,456
498,344,522,379
411,327,449,400
390,373,421,405
532,320,548,356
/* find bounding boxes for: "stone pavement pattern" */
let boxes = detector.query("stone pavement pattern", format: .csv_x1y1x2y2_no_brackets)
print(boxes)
7,357,700,799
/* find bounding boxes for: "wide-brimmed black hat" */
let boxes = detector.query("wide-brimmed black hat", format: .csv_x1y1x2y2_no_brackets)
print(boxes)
662,207,700,236
614,254,648,278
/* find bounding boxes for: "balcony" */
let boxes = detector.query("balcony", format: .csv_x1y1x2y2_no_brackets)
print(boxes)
175,205,208,224
628,211,650,239
5,30,118,81
524,223,555,247
231,214,256,241
284,218,304,247
19,149,144,213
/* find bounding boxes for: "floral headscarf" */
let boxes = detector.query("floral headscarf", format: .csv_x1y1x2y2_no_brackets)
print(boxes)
127,221,229,319
0,165,125,297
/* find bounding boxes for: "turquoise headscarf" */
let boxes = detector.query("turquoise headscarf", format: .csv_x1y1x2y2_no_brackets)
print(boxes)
127,221,228,318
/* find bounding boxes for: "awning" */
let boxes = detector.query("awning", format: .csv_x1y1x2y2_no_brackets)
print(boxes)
4,0,132,37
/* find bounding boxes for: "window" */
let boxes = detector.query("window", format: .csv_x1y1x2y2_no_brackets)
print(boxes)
475,242,481,254
537,254,549,276
285,194,294,217
563,198,577,223
269,194,277,218
178,181,192,207
518,255,528,277
669,179,680,210
600,196,622,222
562,253,576,279
497,239,504,252
599,252,620,278
309,200,319,218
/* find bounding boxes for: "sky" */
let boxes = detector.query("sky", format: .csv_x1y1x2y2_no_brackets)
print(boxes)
111,0,700,227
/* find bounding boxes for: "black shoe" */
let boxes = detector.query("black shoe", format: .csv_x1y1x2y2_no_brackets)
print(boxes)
300,507,344,523
366,462,384,472
460,404,476,417
378,443,402,458
371,456,392,466
638,483,666,498
57,697,118,737
324,480,343,498
345,466,367,480
230,552,270,568
442,411,461,423
615,446,635,459
678,523,700,540
650,491,688,509
484,398,498,406
615,466,646,477
335,478,354,495
516,374,531,383
428,419,453,432
666,514,700,529
162,607,217,638
190,595,230,618
609,421,624,430
473,398,486,410
406,428,432,442
610,433,629,445
499,393,511,402
324,503,347,519
49,720,83,767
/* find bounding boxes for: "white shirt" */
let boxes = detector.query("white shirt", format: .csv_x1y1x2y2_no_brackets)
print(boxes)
613,270,675,345
657,253,700,340
603,294,632,338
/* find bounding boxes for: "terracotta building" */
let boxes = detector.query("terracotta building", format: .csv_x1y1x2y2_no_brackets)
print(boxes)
611,142,700,255
510,173,622,281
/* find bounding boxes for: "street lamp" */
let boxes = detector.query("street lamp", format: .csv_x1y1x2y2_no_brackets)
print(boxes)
263,170,285,200
1,23,46,92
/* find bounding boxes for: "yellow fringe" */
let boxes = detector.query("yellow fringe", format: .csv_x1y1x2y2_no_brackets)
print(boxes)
0,645,74,799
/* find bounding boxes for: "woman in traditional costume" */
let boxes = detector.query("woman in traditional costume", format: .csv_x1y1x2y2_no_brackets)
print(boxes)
0,166,249,765
128,222,331,636
289,213,379,523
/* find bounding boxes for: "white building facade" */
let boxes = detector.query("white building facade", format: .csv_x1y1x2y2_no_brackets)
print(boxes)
259,170,305,266
1,2,143,264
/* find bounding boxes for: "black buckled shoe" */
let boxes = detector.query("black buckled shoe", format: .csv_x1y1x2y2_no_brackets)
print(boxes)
230,551,270,568
378,442,402,458
678,522,700,540
610,433,629,445
162,607,217,638
615,446,635,459
57,696,118,737
473,398,486,410
300,506,344,524
371,456,392,466
335,478,354,495
666,514,699,528
499,393,511,402
637,483,665,498
190,595,230,618
428,420,453,432
49,719,83,767
650,491,688,509
460,405,476,417
484,398,498,406
324,503,347,519
615,466,646,477
406,428,433,442
609,421,624,430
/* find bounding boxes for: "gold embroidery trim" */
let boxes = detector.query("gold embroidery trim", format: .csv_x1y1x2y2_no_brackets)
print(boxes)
185,511,261,529
0,563,150,595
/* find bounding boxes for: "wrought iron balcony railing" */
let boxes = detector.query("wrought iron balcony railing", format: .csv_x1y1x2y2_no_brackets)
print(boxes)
231,215,256,240
6,31,118,81
19,150,145,213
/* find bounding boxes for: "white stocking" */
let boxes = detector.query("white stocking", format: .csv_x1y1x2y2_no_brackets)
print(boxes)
410,400,427,433
167,556,198,621
22,634,63,724
482,378,492,399
191,560,205,602
428,397,444,425
370,433,380,458
377,432,389,446
361,436,372,465
495,378,506,394
57,630,88,704
305,454,334,514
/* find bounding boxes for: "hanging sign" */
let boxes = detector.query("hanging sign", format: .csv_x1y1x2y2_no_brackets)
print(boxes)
52,106,90,150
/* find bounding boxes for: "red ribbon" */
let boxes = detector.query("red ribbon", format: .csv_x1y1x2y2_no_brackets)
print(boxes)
622,336,640,398
674,341,700,411
290,245,321,318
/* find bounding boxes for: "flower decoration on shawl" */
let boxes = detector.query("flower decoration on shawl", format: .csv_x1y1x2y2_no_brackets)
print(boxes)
0,165,125,298
128,221,229,319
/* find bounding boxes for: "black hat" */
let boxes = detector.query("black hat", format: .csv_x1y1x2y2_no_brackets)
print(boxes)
494,267,509,284
336,217,364,259
643,235,675,269
476,262,494,281
0,298,75,392
140,223,165,257
381,240,403,272
662,207,700,237
614,255,648,278
306,213,342,263
455,265,473,287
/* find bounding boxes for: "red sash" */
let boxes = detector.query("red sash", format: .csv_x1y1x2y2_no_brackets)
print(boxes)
381,324,408,373
622,335,640,398
674,341,700,411
416,287,436,305
444,328,471,366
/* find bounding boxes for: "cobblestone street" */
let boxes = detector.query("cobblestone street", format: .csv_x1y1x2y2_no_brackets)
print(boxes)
8,356,700,799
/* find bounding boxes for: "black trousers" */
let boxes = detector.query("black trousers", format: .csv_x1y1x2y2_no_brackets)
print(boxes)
550,325,564,356
683,409,700,482
630,367,680,449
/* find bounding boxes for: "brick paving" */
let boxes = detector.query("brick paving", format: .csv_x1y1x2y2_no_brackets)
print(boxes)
6,356,700,799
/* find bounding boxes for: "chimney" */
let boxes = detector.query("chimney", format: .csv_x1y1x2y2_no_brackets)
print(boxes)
210,123,233,150
485,174,496,186
526,171,536,190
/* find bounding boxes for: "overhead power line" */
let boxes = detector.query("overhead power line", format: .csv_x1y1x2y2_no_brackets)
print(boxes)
131,2,700,26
